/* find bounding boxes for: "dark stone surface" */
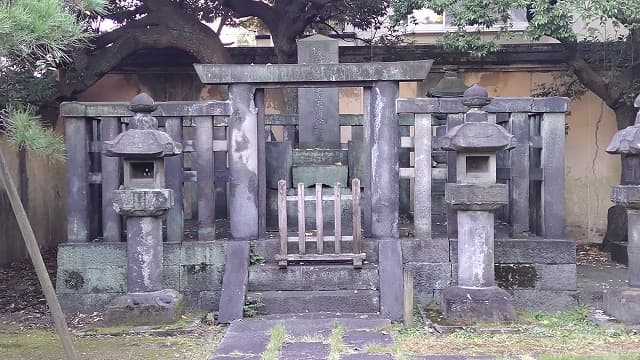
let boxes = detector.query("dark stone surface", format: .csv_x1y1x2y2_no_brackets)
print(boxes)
104,289,185,326
396,97,569,114
266,141,292,189
510,289,578,311
280,342,330,360
445,184,509,211
248,290,379,315
248,264,378,291
402,239,450,263
213,330,269,356
404,263,452,290
195,115,216,241
450,239,576,264
409,356,495,360
604,287,640,324
65,117,90,243
602,205,627,251
495,264,538,289
441,286,516,322
378,239,403,320
342,354,394,360
343,330,393,349
610,241,629,265
218,241,250,323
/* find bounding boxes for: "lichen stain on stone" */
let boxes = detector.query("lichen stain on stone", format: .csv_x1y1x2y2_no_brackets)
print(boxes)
185,262,209,275
495,264,538,289
64,270,85,290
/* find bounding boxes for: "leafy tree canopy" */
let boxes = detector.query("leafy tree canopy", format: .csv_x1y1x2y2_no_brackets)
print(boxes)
390,0,640,128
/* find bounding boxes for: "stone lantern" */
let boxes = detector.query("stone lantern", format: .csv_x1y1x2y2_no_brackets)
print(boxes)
440,84,517,322
103,93,184,325
604,94,640,324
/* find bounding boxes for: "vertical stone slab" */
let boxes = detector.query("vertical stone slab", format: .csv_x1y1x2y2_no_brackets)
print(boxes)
218,240,250,323
414,114,432,239
541,113,565,238
100,117,121,242
127,217,163,292
256,89,267,238
379,239,403,320
165,117,184,243
297,35,340,149
627,210,640,287
362,88,373,238
399,125,411,215
214,126,228,219
509,112,530,238
195,116,215,241
371,81,400,239
65,117,90,242
457,211,495,287
229,84,259,240
446,113,464,239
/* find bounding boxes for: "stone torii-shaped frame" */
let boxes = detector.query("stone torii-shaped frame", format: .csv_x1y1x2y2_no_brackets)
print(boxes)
194,60,433,322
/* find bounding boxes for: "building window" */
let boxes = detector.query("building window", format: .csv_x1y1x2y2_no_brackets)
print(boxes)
408,8,528,33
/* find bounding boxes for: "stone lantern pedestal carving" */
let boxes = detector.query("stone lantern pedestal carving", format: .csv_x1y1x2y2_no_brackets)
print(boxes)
604,94,640,324
103,93,185,325
440,84,517,322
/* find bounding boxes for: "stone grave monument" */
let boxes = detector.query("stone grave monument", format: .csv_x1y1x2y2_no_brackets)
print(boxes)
604,93,640,324
103,93,185,325
440,84,517,322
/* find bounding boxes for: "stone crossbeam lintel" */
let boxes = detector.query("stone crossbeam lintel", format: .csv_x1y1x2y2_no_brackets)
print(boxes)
60,100,231,118
194,60,433,85
397,97,570,114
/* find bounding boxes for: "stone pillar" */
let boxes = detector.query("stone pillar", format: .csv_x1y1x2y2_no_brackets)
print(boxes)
228,84,259,240
103,93,184,326
65,116,90,242
440,84,517,322
604,94,640,324
370,81,400,239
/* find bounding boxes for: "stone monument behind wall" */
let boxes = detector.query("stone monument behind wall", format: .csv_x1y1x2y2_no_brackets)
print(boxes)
604,94,640,324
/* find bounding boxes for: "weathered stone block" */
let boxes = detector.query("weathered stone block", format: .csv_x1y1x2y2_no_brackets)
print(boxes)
59,293,120,314
292,165,348,187
450,239,576,264
57,243,126,268
113,189,173,217
163,265,180,290
441,286,517,322
56,267,126,294
445,183,508,210
292,149,347,166
401,239,450,263
405,263,452,290
179,241,226,265
248,264,378,291
266,141,292,189
179,264,224,292
104,289,185,326
247,290,380,314
510,290,578,311
604,287,640,324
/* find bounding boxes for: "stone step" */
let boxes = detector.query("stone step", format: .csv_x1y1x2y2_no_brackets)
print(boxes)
251,239,379,264
248,264,378,291
247,290,380,315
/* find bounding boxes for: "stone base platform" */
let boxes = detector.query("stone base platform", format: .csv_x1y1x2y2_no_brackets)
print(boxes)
104,289,185,326
441,286,517,323
604,287,640,324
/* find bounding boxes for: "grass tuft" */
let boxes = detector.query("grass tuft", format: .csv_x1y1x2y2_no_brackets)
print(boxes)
328,321,345,360
261,323,286,360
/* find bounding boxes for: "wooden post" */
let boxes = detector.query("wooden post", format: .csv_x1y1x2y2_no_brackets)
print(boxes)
362,87,372,237
278,179,288,268
509,112,530,238
334,183,342,254
165,116,184,243
100,117,121,242
0,149,80,360
403,271,414,327
65,117,90,242
446,113,464,239
352,178,362,268
298,182,306,255
414,113,432,239
195,116,216,241
316,183,324,254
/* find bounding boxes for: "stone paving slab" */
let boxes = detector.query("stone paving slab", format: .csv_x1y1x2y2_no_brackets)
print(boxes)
343,329,394,350
279,342,330,360
342,354,394,360
409,356,495,360
213,330,269,356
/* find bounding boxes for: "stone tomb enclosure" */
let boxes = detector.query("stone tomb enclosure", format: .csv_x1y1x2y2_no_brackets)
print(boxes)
57,35,576,323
